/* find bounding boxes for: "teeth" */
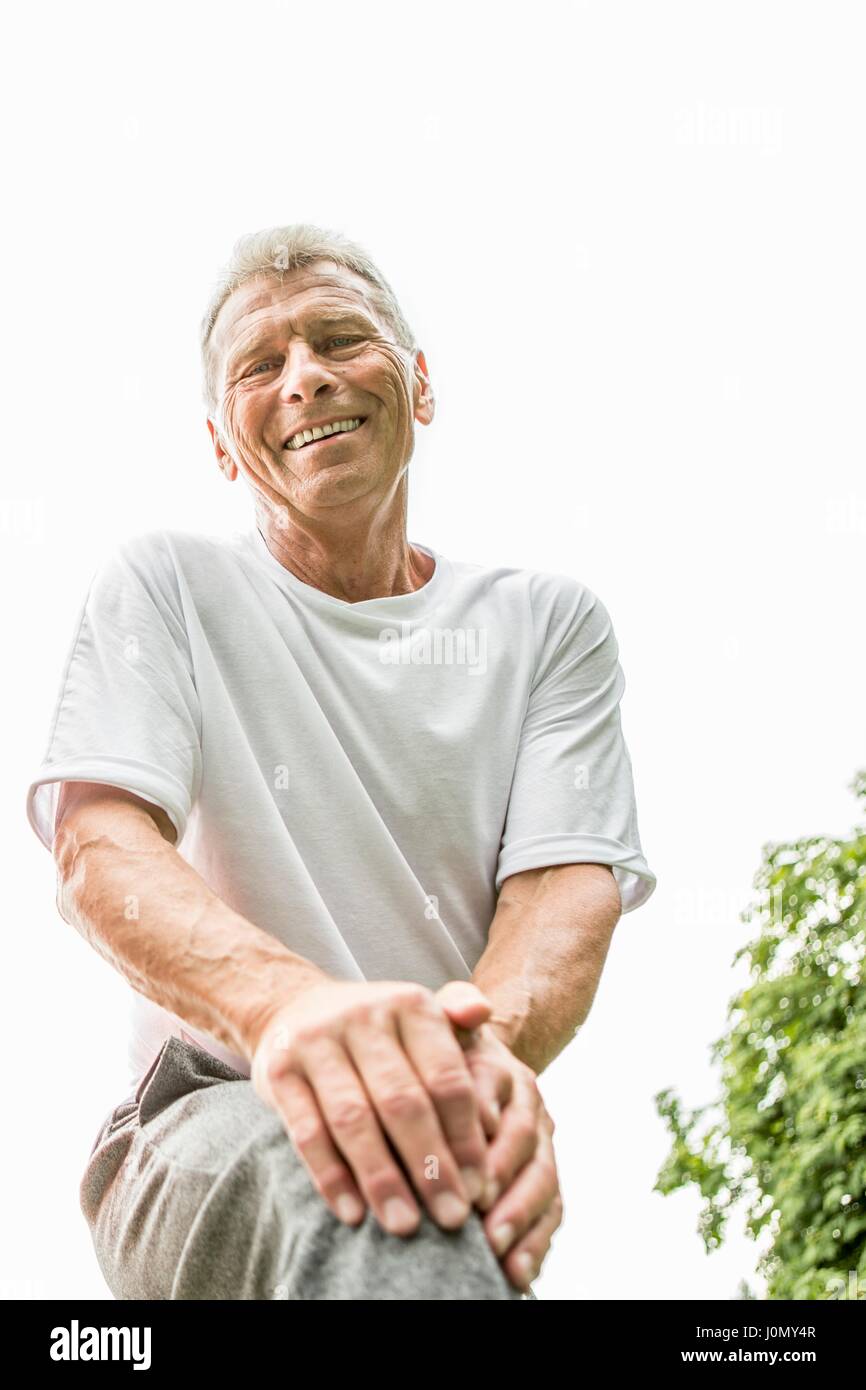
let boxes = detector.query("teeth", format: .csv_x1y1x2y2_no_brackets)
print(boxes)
286,417,363,450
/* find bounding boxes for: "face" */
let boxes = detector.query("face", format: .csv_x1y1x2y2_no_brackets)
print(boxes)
207,260,434,519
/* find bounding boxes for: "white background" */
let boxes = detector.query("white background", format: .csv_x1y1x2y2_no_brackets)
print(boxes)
2,0,864,1300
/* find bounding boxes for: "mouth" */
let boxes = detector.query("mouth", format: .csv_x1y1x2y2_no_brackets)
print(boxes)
283,416,368,452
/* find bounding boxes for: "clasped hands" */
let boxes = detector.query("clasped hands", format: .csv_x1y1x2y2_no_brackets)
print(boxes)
251,978,562,1293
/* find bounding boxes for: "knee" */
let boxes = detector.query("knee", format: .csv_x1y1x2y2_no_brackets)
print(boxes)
274,1197,525,1301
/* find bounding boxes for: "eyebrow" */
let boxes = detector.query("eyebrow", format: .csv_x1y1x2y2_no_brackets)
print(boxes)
226,312,375,369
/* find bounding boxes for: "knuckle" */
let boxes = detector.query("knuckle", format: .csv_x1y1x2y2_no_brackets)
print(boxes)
536,1158,559,1189
377,1083,428,1123
511,1115,540,1150
517,1231,545,1261
292,1022,324,1052
493,1057,515,1084
397,983,437,1015
515,1058,538,1087
426,1066,475,1105
290,1114,325,1149
329,1097,371,1133
314,1162,351,1199
365,1167,407,1206
357,1003,389,1031
257,1043,294,1088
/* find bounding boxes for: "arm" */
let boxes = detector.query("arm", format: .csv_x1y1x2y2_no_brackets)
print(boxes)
440,861,621,1290
53,781,330,1058
52,781,492,1235
470,861,623,1075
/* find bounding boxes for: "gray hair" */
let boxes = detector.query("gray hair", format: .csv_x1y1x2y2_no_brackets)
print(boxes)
199,223,418,423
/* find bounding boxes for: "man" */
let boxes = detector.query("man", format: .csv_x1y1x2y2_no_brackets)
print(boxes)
26,223,656,1300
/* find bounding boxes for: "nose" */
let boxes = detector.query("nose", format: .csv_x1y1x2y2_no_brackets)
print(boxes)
277,339,341,404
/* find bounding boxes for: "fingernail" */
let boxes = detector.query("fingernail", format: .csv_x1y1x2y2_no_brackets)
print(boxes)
491,1222,515,1256
433,1192,470,1227
515,1252,536,1286
489,1099,501,1124
336,1193,365,1224
460,1166,484,1203
481,1178,501,1210
382,1197,417,1234
453,989,481,1008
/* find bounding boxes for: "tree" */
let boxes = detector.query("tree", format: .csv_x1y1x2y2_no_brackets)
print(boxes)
654,770,866,1299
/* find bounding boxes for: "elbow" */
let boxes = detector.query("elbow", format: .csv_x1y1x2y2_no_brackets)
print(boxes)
51,820,102,919
51,823,73,896
596,865,623,929
52,827,80,924
609,868,623,917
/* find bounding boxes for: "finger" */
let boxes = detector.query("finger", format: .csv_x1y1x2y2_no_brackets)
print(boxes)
461,1044,513,1145
342,1014,473,1229
501,1194,564,1293
397,1005,490,1203
436,981,493,1031
266,1066,368,1227
300,1036,424,1236
476,1069,541,1211
478,1092,503,1143
483,1126,559,1258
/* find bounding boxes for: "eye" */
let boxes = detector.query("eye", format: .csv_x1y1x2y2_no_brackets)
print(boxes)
328,336,360,348
246,360,276,377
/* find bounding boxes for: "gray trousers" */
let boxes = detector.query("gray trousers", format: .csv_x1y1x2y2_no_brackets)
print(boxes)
80,1035,534,1301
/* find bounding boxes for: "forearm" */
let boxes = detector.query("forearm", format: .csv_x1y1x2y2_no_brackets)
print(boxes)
53,803,330,1062
471,863,622,1074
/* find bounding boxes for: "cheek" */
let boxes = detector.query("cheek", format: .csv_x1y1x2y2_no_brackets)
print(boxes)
227,387,265,440
225,389,268,464
224,387,242,436
363,347,414,420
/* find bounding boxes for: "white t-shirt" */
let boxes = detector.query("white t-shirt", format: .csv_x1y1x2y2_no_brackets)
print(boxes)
26,526,657,1088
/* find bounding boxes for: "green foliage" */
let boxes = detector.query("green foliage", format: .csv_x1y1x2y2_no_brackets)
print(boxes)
654,770,866,1299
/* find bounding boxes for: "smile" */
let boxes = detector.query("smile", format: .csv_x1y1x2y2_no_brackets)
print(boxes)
284,417,366,451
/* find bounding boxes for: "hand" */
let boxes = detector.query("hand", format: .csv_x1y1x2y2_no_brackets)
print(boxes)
250,979,495,1238
436,989,564,1293
483,1093,562,1293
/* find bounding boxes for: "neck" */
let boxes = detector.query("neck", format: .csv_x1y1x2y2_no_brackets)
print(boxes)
255,498,435,603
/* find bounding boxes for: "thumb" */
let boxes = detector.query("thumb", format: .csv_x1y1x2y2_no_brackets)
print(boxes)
436,981,493,1031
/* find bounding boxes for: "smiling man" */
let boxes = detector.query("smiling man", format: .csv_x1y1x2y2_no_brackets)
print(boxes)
26,223,657,1301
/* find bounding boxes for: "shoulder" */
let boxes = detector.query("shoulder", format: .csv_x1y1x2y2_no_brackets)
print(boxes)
100,526,224,567
448,550,600,608
90,527,237,589
524,569,617,688
449,551,613,644
445,550,617,688
84,528,232,627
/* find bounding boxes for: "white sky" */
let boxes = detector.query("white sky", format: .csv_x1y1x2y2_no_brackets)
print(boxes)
3,0,865,1300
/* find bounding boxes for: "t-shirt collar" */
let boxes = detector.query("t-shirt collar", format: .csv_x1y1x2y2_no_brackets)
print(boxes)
248,526,452,617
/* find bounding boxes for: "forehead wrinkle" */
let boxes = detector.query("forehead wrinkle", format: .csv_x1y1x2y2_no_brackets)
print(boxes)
216,268,377,347
218,280,379,370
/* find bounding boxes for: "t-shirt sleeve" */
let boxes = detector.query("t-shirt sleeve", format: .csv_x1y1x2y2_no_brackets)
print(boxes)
25,532,203,852
495,577,657,913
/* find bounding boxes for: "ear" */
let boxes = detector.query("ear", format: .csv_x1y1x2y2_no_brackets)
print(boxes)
207,417,237,481
413,349,435,427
